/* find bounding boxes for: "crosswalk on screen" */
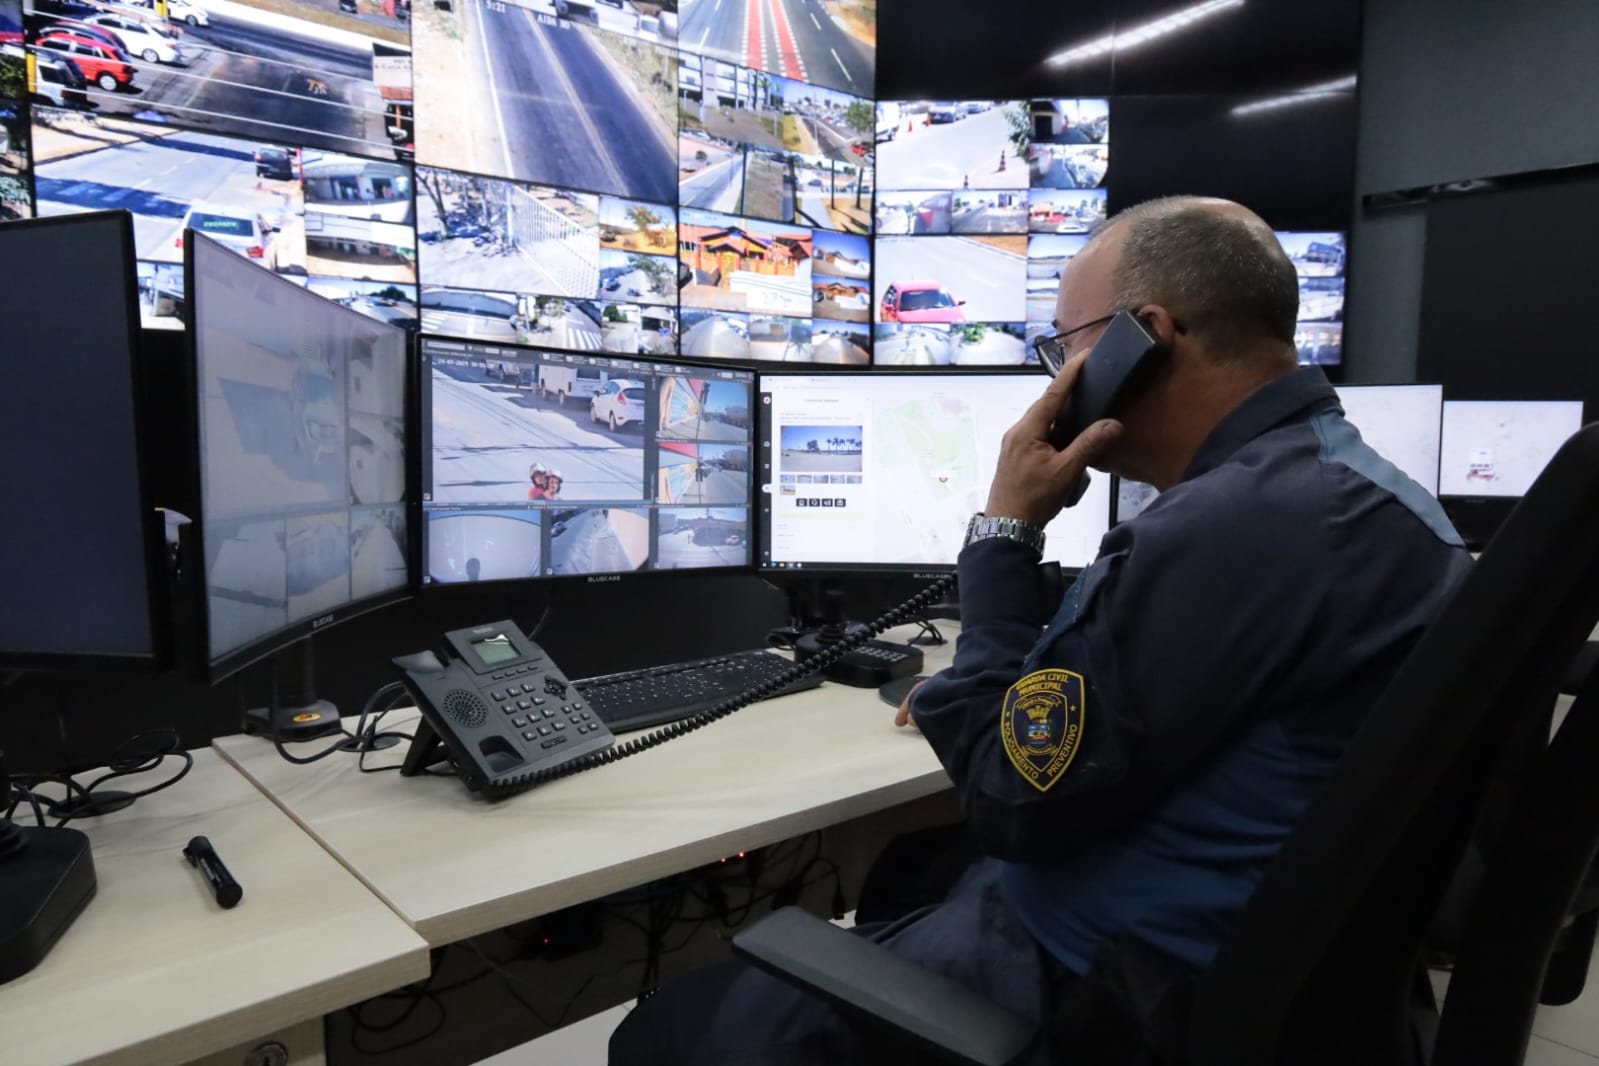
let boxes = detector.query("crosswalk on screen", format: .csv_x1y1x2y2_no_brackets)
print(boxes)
421,336,755,583
759,372,1112,572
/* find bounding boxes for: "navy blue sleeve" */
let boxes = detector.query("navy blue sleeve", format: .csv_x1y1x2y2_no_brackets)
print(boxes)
910,480,1332,866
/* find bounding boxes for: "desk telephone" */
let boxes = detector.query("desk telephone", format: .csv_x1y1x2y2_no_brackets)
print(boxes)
393,577,953,795
391,317,1159,795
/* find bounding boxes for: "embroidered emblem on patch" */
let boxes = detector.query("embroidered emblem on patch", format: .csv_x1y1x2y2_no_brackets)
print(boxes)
1000,668,1085,793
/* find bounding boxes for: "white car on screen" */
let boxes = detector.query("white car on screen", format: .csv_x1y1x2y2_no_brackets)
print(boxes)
85,12,183,63
590,378,646,432
177,201,271,263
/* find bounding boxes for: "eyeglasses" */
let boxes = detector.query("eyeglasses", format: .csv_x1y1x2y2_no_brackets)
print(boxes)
1031,313,1117,377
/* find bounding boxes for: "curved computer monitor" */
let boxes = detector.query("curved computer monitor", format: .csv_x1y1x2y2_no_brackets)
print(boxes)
419,335,757,584
758,370,1111,574
184,231,415,681
0,211,170,672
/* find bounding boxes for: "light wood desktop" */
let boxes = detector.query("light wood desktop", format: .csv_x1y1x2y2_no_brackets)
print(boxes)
0,749,430,1066
214,622,960,947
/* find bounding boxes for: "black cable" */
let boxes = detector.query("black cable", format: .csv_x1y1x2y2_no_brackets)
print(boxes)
459,938,560,1031
521,574,958,790
270,681,408,767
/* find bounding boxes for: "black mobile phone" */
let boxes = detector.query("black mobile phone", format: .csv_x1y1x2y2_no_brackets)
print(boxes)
1050,311,1172,448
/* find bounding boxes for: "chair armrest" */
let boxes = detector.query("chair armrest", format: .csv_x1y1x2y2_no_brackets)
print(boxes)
731,908,1039,1066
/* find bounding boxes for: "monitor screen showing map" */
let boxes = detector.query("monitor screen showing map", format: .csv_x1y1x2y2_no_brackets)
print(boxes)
1440,399,1585,499
758,372,1111,572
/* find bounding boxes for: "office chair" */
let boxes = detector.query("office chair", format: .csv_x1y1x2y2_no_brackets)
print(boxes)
734,422,1599,1066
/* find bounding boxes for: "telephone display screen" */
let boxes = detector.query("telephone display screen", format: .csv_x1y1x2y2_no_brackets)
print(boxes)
471,635,519,665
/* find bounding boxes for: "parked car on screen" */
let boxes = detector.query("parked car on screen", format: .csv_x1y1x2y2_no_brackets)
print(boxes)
880,281,967,324
176,202,272,262
34,31,136,91
25,48,91,108
84,12,182,63
590,378,646,431
254,145,294,180
118,0,210,26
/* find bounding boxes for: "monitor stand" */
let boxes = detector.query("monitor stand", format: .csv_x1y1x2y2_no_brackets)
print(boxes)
0,752,97,986
241,638,400,750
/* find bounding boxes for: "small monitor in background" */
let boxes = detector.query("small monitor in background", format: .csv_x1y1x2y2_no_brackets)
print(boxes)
1439,399,1586,550
1113,477,1158,525
1335,384,1444,496
418,336,757,584
185,230,413,681
1440,400,1585,499
0,211,169,671
759,372,1112,573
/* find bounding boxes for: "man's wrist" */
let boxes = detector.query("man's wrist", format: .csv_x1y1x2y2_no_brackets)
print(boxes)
964,513,1046,555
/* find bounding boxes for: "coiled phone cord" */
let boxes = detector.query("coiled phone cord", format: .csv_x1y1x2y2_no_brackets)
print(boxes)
520,573,958,788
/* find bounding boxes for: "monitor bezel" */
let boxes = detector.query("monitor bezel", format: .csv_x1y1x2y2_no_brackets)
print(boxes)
0,210,174,674
755,364,1104,578
181,230,420,683
416,333,761,591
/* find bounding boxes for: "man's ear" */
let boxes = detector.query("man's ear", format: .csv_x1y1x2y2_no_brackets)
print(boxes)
1135,304,1179,350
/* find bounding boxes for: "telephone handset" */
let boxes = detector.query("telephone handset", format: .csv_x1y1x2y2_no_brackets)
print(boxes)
393,575,957,796
1050,311,1171,449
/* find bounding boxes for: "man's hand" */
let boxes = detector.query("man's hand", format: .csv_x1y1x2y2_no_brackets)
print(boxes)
894,678,927,728
984,350,1123,526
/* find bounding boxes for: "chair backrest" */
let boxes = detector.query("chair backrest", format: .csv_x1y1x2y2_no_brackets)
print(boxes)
1431,651,1599,1063
1188,422,1599,1066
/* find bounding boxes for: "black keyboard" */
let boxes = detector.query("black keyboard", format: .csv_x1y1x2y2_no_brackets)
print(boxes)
573,650,825,734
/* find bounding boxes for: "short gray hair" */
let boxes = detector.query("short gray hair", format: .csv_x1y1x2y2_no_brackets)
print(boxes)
1097,197,1300,357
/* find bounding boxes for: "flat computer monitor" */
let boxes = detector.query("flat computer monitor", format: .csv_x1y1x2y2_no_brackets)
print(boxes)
419,336,756,583
185,231,414,681
1440,400,1586,499
1439,399,1586,550
759,371,1112,572
0,211,170,671
1334,384,1443,496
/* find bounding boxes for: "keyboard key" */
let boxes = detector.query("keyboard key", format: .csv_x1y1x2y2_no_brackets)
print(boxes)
542,736,565,748
517,699,532,710
490,690,505,702
501,704,516,715
512,716,527,728
553,720,566,730
522,731,537,741
537,725,551,736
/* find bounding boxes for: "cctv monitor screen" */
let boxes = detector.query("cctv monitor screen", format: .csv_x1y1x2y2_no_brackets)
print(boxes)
0,211,166,669
420,337,756,583
1334,384,1443,497
1439,400,1586,499
759,372,1112,572
188,230,412,679
1275,230,1347,366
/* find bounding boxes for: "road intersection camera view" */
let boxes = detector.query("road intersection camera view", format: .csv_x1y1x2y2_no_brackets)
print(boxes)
422,335,753,583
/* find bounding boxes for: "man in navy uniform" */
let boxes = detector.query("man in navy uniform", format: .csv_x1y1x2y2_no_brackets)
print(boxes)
609,197,1471,1065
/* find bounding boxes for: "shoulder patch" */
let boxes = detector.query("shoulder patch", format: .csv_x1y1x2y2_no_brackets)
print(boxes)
1000,668,1086,792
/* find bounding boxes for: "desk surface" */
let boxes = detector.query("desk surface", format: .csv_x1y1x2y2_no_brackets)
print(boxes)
0,749,430,1066
215,623,959,946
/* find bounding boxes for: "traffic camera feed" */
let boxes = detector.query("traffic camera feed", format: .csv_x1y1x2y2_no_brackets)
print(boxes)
24,0,414,158
422,336,754,583
413,0,675,200
678,0,871,96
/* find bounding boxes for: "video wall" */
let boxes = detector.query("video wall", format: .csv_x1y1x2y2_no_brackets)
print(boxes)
3,0,1354,367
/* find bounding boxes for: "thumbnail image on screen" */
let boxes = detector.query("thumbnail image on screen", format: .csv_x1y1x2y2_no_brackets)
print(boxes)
0,50,30,220
760,373,1112,571
1439,400,1585,499
679,207,814,316
414,3,675,200
1335,384,1443,497
421,336,755,582
678,0,872,96
191,232,410,669
24,0,412,158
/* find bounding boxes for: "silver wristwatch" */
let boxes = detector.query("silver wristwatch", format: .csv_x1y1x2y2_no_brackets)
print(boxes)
963,513,1046,555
